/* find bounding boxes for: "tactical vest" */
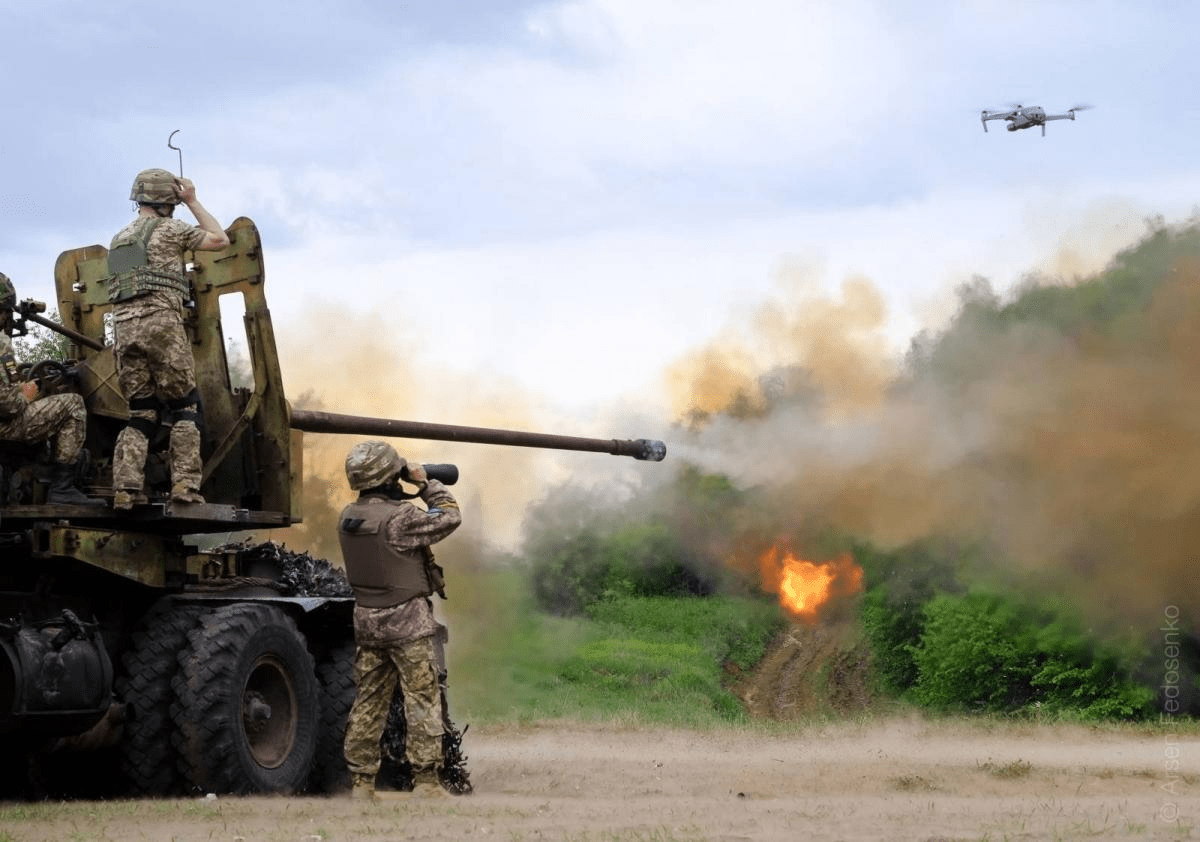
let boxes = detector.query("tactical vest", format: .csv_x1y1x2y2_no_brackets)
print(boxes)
107,218,191,303
338,498,434,608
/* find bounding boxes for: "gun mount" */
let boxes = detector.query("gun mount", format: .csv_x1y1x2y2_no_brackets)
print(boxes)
0,216,666,799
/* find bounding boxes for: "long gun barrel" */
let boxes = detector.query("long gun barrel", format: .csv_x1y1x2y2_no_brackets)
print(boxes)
289,408,667,461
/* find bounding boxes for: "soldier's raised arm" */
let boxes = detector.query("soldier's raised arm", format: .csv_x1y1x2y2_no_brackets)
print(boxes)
174,178,229,251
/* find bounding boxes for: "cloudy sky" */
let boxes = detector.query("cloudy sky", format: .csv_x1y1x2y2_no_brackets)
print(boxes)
2,0,1197,425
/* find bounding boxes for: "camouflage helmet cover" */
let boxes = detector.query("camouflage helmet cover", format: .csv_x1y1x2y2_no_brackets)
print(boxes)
345,440,407,491
129,168,180,205
0,272,13,308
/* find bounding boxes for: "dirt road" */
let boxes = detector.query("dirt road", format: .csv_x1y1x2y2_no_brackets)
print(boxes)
2,718,1194,841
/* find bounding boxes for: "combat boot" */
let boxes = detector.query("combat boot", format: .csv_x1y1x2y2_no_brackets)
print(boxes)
47,464,104,506
170,482,205,504
410,768,450,799
113,488,148,511
350,775,376,801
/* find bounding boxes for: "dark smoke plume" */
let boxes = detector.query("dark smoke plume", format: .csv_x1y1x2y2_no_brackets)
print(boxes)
669,219,1200,628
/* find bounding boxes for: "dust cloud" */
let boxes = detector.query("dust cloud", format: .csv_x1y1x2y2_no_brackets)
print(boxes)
671,222,1200,625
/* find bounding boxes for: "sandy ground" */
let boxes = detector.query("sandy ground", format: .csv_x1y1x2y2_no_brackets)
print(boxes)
2,718,1196,842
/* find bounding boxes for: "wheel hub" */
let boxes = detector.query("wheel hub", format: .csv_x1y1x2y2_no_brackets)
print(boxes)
241,654,298,769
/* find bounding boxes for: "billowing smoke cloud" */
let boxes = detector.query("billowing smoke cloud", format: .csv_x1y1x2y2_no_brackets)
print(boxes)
672,220,1200,626
264,217,1198,635
667,262,894,421
270,301,567,564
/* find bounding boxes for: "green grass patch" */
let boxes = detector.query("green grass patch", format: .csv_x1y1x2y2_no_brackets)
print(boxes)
446,567,783,727
584,593,783,670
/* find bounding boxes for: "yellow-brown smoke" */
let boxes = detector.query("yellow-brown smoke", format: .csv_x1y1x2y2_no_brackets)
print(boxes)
667,265,893,421
269,302,564,565
674,241,1200,625
265,223,1197,629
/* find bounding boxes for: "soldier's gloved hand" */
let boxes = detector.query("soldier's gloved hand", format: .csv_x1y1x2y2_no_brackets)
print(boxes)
401,461,428,486
20,381,38,402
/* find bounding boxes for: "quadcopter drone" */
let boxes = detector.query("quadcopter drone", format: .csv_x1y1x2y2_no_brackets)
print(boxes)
981,104,1091,136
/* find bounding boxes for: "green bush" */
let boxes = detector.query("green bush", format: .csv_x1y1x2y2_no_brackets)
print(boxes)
523,465,745,616
911,590,1156,719
853,539,964,694
529,519,718,615
860,587,924,693
1027,616,1156,719
911,591,1035,710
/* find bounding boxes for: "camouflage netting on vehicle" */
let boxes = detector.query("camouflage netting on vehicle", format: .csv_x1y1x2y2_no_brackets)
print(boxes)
272,545,355,598
207,540,472,794
199,540,353,596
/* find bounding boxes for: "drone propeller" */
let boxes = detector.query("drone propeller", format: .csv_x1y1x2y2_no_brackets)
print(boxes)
1068,103,1094,113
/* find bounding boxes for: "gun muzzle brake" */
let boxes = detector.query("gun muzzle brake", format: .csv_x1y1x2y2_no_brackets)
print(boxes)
633,439,667,461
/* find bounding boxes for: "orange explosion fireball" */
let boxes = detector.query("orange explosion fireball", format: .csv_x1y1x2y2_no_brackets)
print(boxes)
757,546,864,623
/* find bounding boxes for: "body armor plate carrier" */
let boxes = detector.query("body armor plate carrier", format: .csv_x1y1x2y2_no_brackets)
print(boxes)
107,218,190,303
338,498,438,608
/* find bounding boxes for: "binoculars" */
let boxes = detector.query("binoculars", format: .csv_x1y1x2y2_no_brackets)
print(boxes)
408,463,458,486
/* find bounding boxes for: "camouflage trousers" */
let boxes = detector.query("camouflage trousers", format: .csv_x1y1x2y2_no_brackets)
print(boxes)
343,635,444,779
111,298,201,492
0,393,86,463
112,422,201,493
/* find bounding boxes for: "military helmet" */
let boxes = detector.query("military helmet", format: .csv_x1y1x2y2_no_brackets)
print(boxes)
345,440,407,491
129,168,180,205
0,272,13,308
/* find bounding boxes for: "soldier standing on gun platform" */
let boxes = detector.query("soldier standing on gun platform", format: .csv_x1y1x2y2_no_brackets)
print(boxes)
0,273,102,505
107,168,228,509
338,440,462,800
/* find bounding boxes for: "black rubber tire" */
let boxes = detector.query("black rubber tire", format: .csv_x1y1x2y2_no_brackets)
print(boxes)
308,637,356,793
115,601,204,795
172,603,319,794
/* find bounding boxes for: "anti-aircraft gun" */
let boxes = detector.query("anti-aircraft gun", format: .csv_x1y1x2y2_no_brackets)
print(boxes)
0,218,666,797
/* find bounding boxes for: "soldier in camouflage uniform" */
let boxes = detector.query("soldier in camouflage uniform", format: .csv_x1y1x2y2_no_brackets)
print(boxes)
108,169,229,509
338,440,462,800
0,273,101,505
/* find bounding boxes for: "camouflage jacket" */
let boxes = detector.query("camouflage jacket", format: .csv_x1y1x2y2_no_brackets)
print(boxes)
0,334,25,419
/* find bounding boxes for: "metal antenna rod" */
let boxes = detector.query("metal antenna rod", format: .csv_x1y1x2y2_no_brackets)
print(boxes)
167,130,183,177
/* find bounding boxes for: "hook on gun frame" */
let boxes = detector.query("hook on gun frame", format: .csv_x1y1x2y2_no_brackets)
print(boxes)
167,129,183,177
